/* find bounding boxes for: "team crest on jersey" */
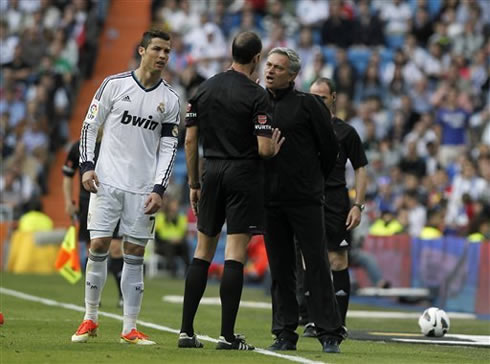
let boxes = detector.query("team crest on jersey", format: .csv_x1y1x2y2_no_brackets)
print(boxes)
157,102,165,113
186,103,192,112
257,115,267,124
172,125,179,137
87,103,98,120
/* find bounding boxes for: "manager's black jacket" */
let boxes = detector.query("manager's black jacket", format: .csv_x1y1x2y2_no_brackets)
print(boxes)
265,83,339,206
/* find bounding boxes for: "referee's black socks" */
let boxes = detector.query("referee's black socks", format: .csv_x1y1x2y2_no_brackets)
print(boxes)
180,258,210,337
220,260,244,342
109,257,123,299
332,268,350,325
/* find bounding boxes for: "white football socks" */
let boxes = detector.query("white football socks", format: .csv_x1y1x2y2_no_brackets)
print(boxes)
84,250,109,322
121,255,144,335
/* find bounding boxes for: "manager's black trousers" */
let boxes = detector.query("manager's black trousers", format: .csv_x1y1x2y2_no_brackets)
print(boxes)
264,204,342,340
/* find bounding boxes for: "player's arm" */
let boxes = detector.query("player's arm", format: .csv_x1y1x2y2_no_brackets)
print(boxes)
184,99,200,216
62,142,79,217
146,96,181,215
79,77,112,193
307,95,339,179
346,128,369,230
254,90,284,158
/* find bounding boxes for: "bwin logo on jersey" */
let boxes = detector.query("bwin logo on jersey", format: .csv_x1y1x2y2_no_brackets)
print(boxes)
121,110,158,130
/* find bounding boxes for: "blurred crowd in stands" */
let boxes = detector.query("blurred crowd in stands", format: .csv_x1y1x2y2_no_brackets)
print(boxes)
147,0,490,246
0,0,110,218
1,0,489,261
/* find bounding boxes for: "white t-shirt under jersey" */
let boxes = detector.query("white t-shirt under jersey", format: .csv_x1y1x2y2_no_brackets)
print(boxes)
80,71,180,194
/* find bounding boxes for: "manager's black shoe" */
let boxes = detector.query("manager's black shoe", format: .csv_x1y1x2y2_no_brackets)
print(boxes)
268,337,297,351
216,335,254,350
178,333,204,348
319,336,343,353
303,323,317,338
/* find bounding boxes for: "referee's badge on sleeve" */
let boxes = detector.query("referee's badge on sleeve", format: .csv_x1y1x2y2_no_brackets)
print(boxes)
258,115,267,124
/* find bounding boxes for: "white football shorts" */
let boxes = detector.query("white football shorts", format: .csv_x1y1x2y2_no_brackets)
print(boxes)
87,183,156,241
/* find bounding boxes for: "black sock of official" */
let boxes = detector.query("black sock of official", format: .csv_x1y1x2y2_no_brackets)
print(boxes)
180,258,210,337
109,257,123,298
220,260,244,342
332,268,350,325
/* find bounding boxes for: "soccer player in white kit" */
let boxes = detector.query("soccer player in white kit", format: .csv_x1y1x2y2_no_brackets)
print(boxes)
71,29,180,345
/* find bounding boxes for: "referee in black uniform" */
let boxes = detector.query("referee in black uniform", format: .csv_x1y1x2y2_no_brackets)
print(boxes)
178,31,284,351
62,138,124,307
300,78,368,336
263,47,346,354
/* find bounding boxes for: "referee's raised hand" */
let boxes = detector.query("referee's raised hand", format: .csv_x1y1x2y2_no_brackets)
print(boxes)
271,128,285,157
81,170,99,193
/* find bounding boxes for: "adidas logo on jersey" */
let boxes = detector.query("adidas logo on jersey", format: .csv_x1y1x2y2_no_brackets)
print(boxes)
122,95,131,102
339,240,349,247
121,110,158,130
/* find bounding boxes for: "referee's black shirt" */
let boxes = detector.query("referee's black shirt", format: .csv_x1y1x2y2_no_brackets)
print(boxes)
326,117,368,189
265,83,339,206
185,69,273,159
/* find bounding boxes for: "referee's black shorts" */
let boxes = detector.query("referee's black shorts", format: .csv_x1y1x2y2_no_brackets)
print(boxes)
198,159,264,237
324,186,351,251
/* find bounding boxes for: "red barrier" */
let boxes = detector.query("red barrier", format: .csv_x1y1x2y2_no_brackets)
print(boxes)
475,242,490,315
353,235,412,287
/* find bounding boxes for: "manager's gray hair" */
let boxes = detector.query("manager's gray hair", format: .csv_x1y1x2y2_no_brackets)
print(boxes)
268,47,301,75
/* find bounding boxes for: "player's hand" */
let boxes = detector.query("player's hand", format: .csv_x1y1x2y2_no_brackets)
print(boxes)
189,187,201,217
271,128,285,157
82,170,99,193
144,192,162,215
346,206,361,230
65,201,78,216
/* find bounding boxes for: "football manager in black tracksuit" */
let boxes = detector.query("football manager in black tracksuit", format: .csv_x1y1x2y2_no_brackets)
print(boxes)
263,47,346,354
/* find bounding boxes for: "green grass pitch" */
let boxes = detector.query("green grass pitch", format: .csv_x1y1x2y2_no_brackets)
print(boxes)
1,273,489,363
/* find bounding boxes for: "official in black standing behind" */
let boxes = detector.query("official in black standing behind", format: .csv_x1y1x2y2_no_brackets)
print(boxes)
179,31,284,351
300,78,368,336
62,138,124,308
263,47,346,354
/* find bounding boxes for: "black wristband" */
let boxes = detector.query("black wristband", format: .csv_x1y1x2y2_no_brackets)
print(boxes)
152,184,166,197
189,182,201,189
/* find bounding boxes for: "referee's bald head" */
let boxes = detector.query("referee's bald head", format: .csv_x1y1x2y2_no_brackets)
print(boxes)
232,31,262,65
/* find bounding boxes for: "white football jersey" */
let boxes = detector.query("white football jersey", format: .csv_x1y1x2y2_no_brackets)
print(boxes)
80,71,180,194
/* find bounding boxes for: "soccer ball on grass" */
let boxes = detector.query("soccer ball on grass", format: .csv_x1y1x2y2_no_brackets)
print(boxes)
418,307,450,337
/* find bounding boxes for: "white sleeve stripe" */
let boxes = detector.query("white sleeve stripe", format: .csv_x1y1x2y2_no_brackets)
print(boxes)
95,72,131,101
162,80,180,100
160,143,177,188
80,123,88,162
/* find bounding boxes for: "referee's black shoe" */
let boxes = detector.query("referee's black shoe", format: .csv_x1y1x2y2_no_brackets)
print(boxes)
178,333,204,348
268,336,297,351
216,334,255,350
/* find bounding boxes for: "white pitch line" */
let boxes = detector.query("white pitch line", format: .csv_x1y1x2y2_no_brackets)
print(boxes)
162,295,477,320
0,287,327,364
393,338,490,347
